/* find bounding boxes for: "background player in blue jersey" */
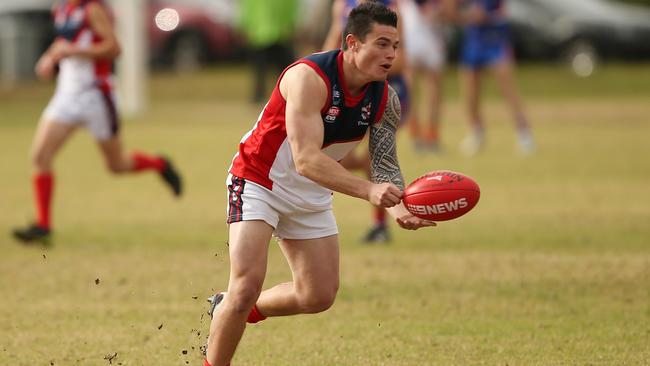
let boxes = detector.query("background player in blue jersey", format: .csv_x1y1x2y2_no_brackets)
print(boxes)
204,4,435,366
323,0,410,243
12,0,182,244
445,0,535,155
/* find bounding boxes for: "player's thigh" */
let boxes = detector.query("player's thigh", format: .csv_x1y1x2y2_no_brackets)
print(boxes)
31,118,77,165
227,220,275,286
491,58,517,89
279,234,340,293
460,67,482,96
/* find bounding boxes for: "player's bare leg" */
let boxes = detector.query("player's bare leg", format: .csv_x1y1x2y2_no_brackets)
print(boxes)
98,136,183,195
255,234,339,316
31,119,77,173
460,67,485,156
97,136,133,173
492,59,535,154
12,120,76,243
405,66,423,150
424,68,443,151
206,220,274,366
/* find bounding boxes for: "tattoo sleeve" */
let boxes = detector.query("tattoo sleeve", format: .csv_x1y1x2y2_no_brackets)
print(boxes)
369,85,405,190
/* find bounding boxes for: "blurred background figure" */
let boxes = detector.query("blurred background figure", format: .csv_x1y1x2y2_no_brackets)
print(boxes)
239,0,298,103
399,0,447,153
445,0,534,156
294,0,333,55
323,0,409,243
12,0,182,244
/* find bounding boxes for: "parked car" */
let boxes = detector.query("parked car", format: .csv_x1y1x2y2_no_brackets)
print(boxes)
0,0,243,82
445,0,650,73
508,0,650,64
148,0,244,71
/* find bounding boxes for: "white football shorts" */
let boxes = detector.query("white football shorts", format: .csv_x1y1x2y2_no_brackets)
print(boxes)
226,174,339,240
400,0,446,71
42,87,119,141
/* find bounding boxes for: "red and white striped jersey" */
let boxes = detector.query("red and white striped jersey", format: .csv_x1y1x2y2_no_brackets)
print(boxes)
52,0,114,93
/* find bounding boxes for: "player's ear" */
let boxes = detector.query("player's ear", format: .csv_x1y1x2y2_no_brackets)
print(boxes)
344,34,358,51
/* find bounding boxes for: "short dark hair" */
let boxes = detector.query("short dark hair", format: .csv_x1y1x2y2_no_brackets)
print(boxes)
342,2,398,50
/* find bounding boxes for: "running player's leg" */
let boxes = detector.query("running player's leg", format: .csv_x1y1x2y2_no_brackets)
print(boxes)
96,136,183,196
491,57,535,153
206,220,274,366
90,87,183,196
492,58,526,129
423,67,443,150
97,135,133,173
255,234,339,316
31,118,77,174
13,119,76,243
405,66,421,146
459,66,485,155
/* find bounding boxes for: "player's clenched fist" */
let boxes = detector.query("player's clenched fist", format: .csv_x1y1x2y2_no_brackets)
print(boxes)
368,183,402,208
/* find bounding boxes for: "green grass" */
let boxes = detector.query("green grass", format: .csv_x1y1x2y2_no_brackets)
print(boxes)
1,64,649,365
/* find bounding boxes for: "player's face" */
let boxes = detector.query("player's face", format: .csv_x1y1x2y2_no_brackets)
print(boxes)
355,24,399,81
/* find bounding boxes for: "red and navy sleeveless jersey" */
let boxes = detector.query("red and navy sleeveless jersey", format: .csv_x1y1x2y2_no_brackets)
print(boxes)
307,50,388,149
229,49,388,210
52,0,114,92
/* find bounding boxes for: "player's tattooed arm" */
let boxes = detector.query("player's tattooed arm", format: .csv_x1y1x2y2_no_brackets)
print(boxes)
369,85,405,191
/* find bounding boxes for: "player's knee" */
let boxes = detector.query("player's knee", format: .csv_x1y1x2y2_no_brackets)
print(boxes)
105,159,128,174
31,150,52,171
298,286,338,314
228,284,263,315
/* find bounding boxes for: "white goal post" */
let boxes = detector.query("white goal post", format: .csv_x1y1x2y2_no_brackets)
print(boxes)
112,0,148,117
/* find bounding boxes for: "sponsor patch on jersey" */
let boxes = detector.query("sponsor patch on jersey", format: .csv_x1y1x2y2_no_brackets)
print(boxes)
325,106,340,123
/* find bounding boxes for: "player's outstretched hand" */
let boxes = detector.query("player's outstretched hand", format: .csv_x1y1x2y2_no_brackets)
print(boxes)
35,55,56,81
396,212,437,230
369,183,402,208
50,39,77,60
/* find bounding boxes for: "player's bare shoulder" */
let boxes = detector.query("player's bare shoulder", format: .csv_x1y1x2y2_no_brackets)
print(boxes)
280,63,328,104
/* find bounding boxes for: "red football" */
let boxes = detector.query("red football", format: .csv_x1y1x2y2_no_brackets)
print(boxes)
403,170,480,221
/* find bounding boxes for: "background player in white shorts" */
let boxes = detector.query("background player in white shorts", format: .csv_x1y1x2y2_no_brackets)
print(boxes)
204,3,436,366
12,0,182,244
399,0,447,151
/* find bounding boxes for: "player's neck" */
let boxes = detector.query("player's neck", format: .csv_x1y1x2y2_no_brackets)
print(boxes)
341,51,370,96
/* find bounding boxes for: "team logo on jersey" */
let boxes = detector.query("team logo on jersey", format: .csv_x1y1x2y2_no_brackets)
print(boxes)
361,102,372,121
325,106,340,123
356,102,372,126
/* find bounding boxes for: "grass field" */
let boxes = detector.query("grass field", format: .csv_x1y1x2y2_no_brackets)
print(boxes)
1,64,649,365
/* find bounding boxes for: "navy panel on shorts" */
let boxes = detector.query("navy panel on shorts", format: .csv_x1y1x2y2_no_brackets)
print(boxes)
227,176,246,224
